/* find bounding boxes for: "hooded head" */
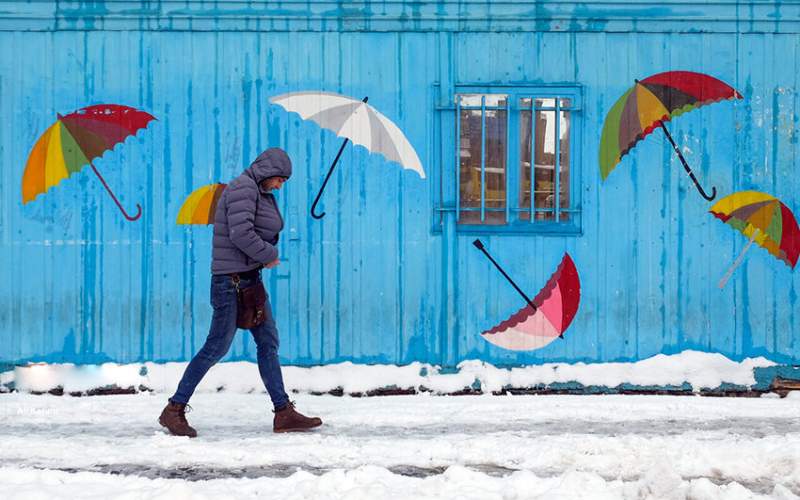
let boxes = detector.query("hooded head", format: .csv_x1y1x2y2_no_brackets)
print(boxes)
246,147,292,185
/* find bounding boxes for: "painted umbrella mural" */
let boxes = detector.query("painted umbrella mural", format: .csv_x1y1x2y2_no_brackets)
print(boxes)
270,91,425,219
473,240,580,351
22,104,155,221
176,183,227,225
599,71,742,201
710,191,800,288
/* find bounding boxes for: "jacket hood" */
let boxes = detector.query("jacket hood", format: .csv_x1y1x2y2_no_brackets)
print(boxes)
246,148,292,184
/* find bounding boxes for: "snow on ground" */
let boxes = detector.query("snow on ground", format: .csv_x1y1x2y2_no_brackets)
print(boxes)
3,350,777,395
1,392,800,499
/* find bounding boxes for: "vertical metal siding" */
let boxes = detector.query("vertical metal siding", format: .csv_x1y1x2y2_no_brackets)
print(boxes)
1,2,799,367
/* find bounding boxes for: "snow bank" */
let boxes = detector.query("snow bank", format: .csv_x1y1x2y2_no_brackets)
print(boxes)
0,350,777,395
461,351,776,393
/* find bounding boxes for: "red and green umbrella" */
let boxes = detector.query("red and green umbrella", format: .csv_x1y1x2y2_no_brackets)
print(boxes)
599,71,742,201
22,104,156,221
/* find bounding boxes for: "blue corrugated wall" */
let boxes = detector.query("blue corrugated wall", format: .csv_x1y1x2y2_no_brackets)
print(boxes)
1,1,799,367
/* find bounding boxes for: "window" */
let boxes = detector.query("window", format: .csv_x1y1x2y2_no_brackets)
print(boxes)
451,86,581,233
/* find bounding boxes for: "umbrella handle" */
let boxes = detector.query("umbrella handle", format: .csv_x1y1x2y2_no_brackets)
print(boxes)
659,123,717,202
311,137,350,220
472,239,538,313
718,229,759,289
89,162,142,221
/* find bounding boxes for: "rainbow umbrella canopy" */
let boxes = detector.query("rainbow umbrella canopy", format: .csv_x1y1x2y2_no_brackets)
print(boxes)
176,183,227,225
599,71,742,201
22,104,156,221
710,191,800,288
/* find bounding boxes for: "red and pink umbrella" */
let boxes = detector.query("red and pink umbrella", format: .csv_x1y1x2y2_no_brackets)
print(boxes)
473,240,581,351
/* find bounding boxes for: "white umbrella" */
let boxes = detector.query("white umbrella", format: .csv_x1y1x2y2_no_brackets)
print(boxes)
270,91,425,218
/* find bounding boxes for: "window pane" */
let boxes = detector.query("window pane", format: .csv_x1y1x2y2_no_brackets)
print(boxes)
558,109,571,221
537,97,556,108
519,98,571,222
535,108,555,221
519,106,533,218
459,94,507,107
458,95,507,225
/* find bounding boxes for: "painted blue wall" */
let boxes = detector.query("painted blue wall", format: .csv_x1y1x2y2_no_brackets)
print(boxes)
1,1,799,367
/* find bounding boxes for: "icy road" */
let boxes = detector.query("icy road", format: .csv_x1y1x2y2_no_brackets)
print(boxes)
1,392,800,499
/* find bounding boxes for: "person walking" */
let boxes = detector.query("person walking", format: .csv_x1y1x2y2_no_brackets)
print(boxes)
159,147,322,437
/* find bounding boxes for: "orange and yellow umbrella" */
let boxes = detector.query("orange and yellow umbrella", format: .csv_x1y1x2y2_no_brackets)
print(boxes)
22,104,156,221
176,183,227,225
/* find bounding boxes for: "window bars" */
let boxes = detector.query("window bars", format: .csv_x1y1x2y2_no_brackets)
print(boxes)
454,90,579,228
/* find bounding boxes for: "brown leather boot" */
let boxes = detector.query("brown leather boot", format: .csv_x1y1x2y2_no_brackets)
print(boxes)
158,401,198,438
273,402,322,433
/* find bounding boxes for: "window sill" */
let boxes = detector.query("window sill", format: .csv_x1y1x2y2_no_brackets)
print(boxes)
454,220,582,236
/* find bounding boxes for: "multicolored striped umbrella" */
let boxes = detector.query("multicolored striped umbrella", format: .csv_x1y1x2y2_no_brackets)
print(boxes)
710,191,800,288
480,253,581,352
22,104,156,221
600,71,742,201
176,183,227,225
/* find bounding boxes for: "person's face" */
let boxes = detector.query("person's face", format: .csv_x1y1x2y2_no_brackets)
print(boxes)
262,176,288,191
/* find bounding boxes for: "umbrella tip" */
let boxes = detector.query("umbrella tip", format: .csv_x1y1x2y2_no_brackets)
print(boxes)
362,96,369,103
472,239,484,250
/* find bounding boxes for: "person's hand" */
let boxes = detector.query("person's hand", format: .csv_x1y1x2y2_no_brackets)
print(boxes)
264,258,280,269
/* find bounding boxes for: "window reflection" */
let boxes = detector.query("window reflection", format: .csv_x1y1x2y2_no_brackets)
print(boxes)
458,94,507,225
519,98,570,221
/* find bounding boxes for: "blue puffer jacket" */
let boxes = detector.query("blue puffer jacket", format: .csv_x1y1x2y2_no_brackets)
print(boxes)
211,148,292,275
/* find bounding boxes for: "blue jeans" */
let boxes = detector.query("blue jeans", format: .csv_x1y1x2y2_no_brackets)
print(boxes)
171,272,290,410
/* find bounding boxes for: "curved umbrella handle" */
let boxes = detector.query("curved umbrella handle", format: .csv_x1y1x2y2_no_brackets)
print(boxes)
311,137,350,220
310,198,326,219
89,162,143,221
659,123,717,202
694,183,717,202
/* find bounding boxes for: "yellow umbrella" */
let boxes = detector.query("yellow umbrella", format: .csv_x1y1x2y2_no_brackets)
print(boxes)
710,190,800,288
176,183,227,225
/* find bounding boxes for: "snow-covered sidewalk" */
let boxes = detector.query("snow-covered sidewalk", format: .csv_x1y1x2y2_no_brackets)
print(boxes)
1,392,800,499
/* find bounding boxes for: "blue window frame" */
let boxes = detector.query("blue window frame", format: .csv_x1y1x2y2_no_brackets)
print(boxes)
448,85,583,235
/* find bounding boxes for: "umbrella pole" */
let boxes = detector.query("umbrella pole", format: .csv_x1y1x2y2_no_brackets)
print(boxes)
89,162,142,221
473,239,538,313
659,122,717,201
718,229,759,289
310,137,350,219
